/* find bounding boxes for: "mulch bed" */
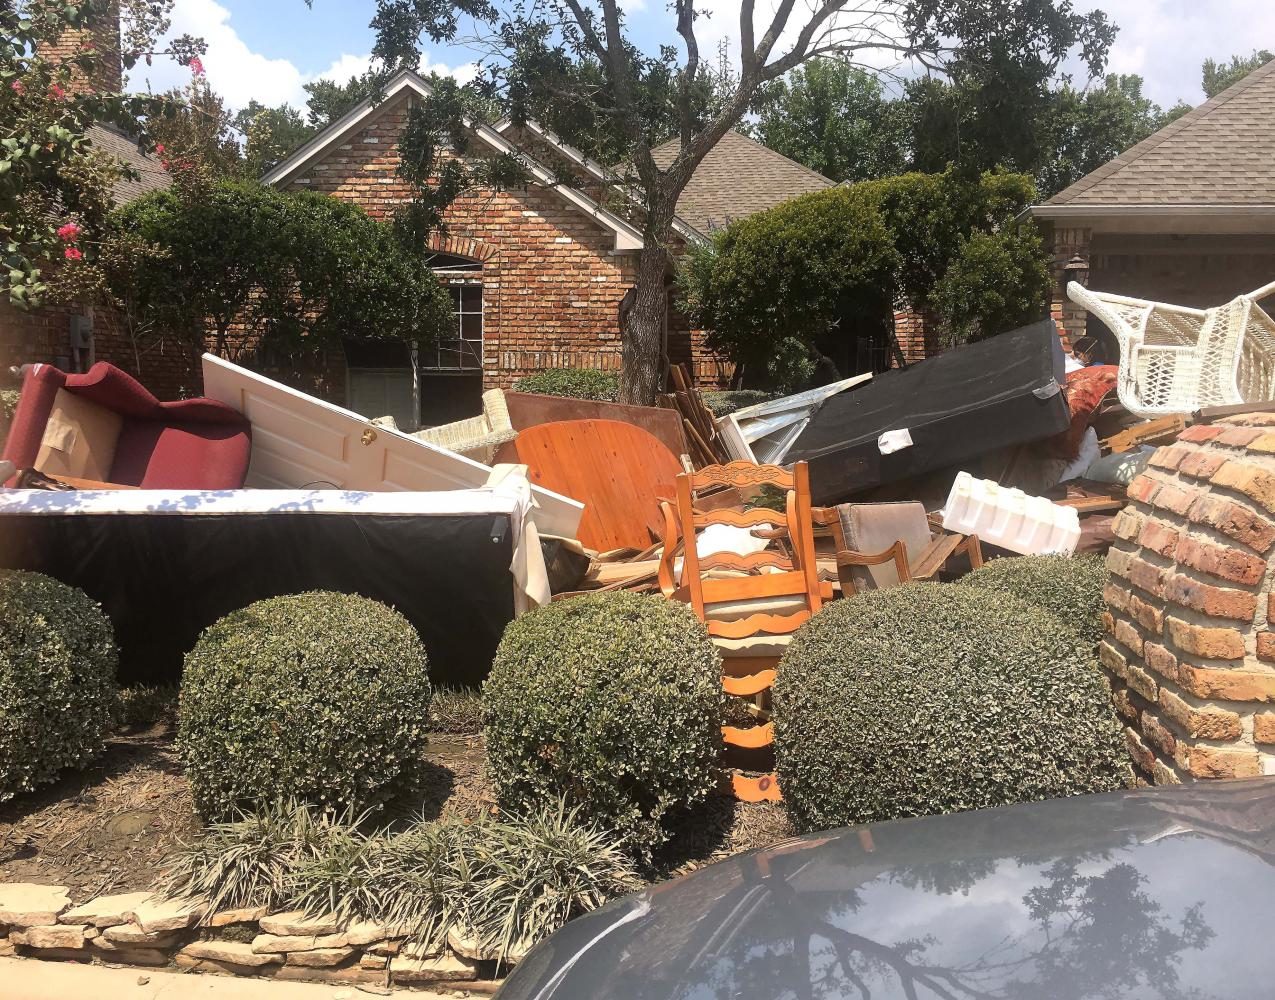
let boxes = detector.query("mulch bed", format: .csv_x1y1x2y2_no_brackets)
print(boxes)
1,719,791,904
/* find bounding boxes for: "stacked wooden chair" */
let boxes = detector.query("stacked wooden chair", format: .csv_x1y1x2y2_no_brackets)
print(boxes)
658,461,823,802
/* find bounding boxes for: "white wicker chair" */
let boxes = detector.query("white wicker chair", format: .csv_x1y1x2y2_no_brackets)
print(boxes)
376,389,518,463
1068,280,1275,418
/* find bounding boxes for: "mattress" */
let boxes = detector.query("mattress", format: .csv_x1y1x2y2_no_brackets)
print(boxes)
787,320,1072,504
0,488,523,686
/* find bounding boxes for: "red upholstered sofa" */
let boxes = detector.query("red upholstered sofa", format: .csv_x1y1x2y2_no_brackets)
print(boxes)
2,362,251,489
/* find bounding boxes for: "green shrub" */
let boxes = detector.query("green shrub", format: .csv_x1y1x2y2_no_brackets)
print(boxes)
484,592,723,855
774,583,1128,833
0,570,118,802
0,388,19,423
963,554,1108,645
512,368,620,401
701,390,776,417
119,685,179,728
179,592,432,819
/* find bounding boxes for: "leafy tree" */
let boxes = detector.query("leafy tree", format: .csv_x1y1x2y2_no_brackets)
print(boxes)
747,57,907,183
677,189,899,385
106,181,453,369
1,0,204,309
234,101,315,176
1036,74,1170,199
148,75,242,182
304,70,385,128
1202,49,1273,98
327,0,1113,404
680,168,1049,378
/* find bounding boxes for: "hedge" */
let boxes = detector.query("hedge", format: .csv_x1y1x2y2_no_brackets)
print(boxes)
512,368,620,402
1,570,118,802
963,554,1108,644
483,592,723,855
774,583,1128,833
179,592,432,819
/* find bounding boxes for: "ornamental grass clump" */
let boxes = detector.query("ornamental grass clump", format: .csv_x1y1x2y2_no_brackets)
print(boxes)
159,799,638,963
963,554,1108,644
484,592,723,855
0,570,118,802
774,583,1129,834
179,592,432,819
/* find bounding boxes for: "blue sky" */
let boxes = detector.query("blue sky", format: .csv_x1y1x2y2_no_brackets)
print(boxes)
132,0,1275,115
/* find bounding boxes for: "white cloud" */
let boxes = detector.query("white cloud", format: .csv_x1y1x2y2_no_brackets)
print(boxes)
128,0,474,111
1087,0,1275,107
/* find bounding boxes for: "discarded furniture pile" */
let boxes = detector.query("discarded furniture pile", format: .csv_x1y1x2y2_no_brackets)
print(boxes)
2,299,1266,797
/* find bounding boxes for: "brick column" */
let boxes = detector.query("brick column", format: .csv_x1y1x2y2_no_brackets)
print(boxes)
1049,226,1092,352
1102,414,1275,783
40,0,122,95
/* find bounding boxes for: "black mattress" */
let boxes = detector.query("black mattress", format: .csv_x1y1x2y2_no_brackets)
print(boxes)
0,505,516,687
788,320,1071,505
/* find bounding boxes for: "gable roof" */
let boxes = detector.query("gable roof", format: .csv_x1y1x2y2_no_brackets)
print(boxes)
1037,58,1275,217
90,124,170,204
261,70,644,251
650,130,834,233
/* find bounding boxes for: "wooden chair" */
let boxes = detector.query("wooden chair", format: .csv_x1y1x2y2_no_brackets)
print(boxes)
658,461,823,803
812,501,982,597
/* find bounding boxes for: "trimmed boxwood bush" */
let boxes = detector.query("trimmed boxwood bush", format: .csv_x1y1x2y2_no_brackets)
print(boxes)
512,368,620,402
1,570,118,802
963,554,1107,644
484,592,723,855
774,583,1128,833
179,592,432,819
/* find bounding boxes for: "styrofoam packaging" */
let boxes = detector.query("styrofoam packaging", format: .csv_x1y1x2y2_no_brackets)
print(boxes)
941,471,1081,556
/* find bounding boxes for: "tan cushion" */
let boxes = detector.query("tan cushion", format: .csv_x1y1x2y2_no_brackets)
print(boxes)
705,594,810,621
837,501,932,591
35,389,123,483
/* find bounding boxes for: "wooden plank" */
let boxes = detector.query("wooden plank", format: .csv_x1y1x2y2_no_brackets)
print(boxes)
723,722,775,749
731,771,782,802
700,569,810,605
514,420,683,552
1103,415,1188,453
707,610,811,639
722,669,777,697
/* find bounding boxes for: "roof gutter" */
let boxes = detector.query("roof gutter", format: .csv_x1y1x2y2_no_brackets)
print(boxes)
1029,204,1275,219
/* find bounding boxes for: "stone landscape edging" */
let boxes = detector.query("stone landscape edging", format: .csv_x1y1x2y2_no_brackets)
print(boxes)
0,880,496,991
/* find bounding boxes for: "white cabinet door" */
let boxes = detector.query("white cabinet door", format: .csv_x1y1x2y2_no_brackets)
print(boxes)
201,354,583,538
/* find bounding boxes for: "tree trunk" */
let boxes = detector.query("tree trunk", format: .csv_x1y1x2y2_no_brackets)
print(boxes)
619,243,671,406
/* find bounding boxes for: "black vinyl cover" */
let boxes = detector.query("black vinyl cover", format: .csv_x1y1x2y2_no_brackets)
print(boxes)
0,511,515,687
788,320,1071,505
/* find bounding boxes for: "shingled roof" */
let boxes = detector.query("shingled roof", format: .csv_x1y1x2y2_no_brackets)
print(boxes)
651,130,834,232
89,124,170,204
1040,58,1275,211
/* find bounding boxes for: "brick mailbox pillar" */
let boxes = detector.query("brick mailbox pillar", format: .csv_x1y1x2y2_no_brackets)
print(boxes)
1103,413,1275,783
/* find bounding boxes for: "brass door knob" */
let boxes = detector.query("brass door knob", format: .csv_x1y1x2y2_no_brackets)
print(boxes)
361,428,378,446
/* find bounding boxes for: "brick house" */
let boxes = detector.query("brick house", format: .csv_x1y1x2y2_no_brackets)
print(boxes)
262,70,833,427
1032,58,1275,360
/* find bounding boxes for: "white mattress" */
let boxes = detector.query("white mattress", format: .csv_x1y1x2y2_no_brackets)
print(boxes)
0,488,520,518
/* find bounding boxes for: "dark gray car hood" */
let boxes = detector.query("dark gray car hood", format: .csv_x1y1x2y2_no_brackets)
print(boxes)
497,779,1275,1000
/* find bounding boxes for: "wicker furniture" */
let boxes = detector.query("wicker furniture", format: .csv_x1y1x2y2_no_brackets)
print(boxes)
1068,280,1275,417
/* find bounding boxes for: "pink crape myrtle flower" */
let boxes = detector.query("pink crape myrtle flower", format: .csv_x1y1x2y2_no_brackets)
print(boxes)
64,247,84,261
49,83,67,100
189,56,205,76
10,80,24,95
57,222,82,243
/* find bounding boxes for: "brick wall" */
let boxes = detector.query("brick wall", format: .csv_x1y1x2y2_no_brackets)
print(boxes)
1102,414,1275,783
0,297,200,400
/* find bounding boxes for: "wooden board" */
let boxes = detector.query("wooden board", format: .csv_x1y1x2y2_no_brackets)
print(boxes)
514,419,683,552
200,354,583,538
500,391,689,459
